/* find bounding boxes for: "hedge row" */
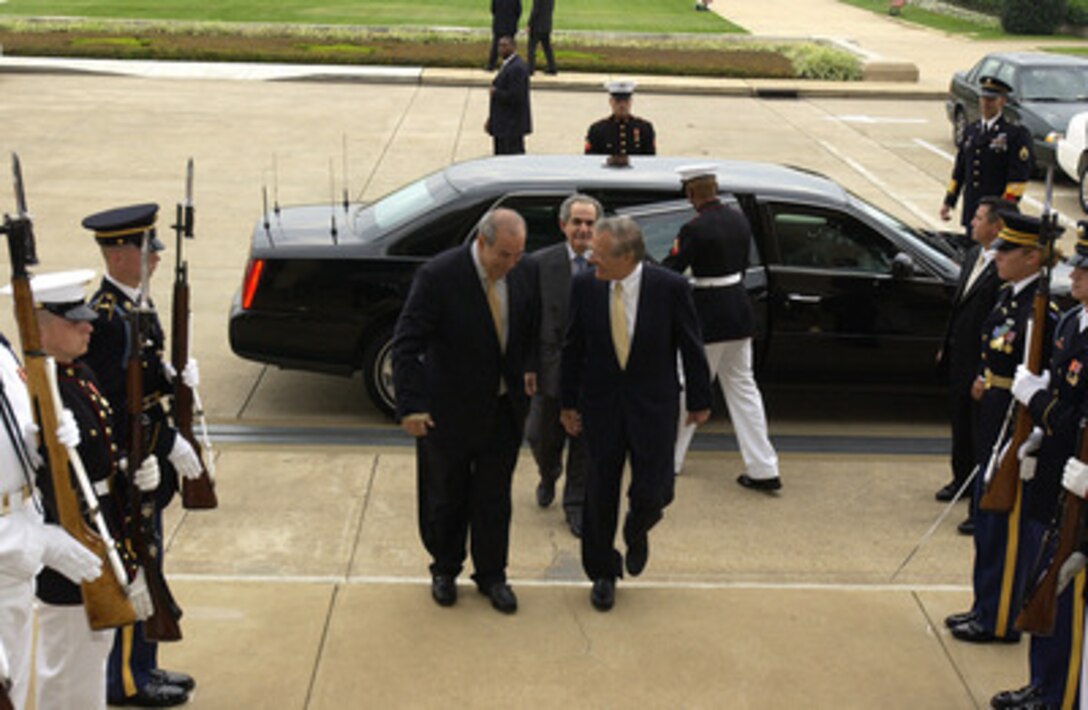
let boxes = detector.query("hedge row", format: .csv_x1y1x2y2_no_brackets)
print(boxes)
941,0,1088,30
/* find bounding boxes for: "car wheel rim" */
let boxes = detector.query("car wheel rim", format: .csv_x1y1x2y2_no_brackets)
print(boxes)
376,340,395,412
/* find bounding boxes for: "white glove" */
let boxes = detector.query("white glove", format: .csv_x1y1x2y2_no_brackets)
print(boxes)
181,359,200,389
169,435,202,480
162,359,177,382
1059,551,1088,596
1063,457,1088,498
40,524,101,584
55,408,81,449
133,455,160,492
1012,365,1050,406
126,568,154,621
1018,427,1044,481
0,637,9,691
22,421,42,469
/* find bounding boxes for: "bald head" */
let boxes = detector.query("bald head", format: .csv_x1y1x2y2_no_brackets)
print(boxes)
476,208,526,281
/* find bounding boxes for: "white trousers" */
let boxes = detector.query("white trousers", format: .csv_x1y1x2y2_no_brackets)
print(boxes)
0,579,33,710
35,603,111,710
675,338,779,479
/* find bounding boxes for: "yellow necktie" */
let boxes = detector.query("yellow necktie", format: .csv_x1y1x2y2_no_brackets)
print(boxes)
611,281,629,369
487,278,505,351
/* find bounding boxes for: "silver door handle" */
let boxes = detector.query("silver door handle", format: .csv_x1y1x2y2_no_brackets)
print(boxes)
787,293,822,304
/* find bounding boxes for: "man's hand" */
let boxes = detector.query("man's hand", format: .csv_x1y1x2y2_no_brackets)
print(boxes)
168,436,203,480
970,376,985,401
133,455,161,492
181,358,200,389
939,203,951,221
560,409,582,436
1012,365,1050,406
56,408,81,449
41,524,102,585
1063,456,1088,498
686,409,711,426
401,413,434,438
127,568,154,621
524,372,538,397
1059,552,1088,596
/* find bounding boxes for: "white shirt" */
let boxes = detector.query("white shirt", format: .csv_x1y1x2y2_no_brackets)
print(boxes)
613,262,643,342
105,274,141,305
1011,272,1040,297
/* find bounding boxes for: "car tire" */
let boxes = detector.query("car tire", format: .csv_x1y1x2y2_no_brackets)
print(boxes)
1081,165,1088,215
952,106,967,146
361,325,396,418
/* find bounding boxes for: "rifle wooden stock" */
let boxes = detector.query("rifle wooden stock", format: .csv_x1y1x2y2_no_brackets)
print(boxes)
126,310,182,642
10,278,136,630
1016,493,1083,634
172,275,216,509
980,288,1050,513
0,684,12,710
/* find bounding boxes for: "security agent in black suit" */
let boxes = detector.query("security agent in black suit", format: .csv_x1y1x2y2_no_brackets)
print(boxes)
393,208,540,614
487,35,532,156
487,0,522,70
934,197,1014,529
526,194,601,538
78,204,201,706
560,216,711,611
585,81,656,157
940,75,1032,236
527,0,556,75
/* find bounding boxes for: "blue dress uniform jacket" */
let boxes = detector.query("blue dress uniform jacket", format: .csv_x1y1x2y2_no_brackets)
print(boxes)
661,199,755,342
970,280,1058,642
944,116,1032,229
35,362,125,606
80,279,177,510
585,115,656,156
1016,306,1088,708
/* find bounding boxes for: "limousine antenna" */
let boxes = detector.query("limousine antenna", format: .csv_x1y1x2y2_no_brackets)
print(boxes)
261,185,275,247
342,133,350,214
272,153,281,218
328,157,339,245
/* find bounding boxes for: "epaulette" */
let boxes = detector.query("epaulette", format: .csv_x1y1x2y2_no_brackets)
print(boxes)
91,291,118,322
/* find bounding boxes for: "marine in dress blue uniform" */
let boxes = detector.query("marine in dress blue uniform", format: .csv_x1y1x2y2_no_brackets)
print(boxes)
77,204,196,708
948,213,1059,647
995,220,1088,710
941,76,1032,236
585,81,656,158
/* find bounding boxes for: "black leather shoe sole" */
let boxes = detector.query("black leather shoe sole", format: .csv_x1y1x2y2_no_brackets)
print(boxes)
944,610,977,629
991,683,1040,709
149,669,195,692
431,575,457,607
957,518,975,536
737,474,782,492
536,481,556,508
950,620,1019,644
935,481,960,502
480,583,518,614
625,533,648,577
108,680,189,707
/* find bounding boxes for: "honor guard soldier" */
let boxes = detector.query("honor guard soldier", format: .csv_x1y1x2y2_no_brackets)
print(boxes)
585,81,656,158
997,221,1088,710
940,75,1032,237
946,213,1060,646
17,270,157,710
663,165,780,491
78,204,200,707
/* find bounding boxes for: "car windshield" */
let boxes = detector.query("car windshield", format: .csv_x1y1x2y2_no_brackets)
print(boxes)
848,195,952,270
1020,66,1088,102
352,173,457,242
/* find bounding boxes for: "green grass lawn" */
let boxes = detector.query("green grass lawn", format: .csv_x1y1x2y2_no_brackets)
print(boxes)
0,0,742,33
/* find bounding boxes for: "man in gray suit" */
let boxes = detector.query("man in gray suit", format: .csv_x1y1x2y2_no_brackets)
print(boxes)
526,194,601,537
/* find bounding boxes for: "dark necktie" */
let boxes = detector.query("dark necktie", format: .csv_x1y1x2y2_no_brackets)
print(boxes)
573,254,587,275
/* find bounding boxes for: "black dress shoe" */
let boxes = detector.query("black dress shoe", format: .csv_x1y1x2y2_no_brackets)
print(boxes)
149,669,195,692
957,517,975,536
625,530,649,577
950,619,1019,644
991,684,1041,709
935,481,960,502
737,474,782,492
431,574,457,607
590,578,615,611
536,479,556,508
108,679,189,707
944,609,977,629
480,582,518,614
565,509,583,538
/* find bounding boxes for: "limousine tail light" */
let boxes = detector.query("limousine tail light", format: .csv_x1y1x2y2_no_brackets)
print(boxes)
241,258,265,310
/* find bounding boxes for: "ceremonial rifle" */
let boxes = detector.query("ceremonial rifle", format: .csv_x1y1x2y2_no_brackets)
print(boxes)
1,153,136,629
1016,412,1086,634
127,213,182,641
979,158,1059,513
171,159,217,509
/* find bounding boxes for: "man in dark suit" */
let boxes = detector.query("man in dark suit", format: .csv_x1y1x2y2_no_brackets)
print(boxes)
527,0,556,75
487,0,522,71
940,75,1031,237
665,165,780,491
487,35,531,155
527,194,601,538
560,216,711,612
935,196,1013,534
392,208,539,615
